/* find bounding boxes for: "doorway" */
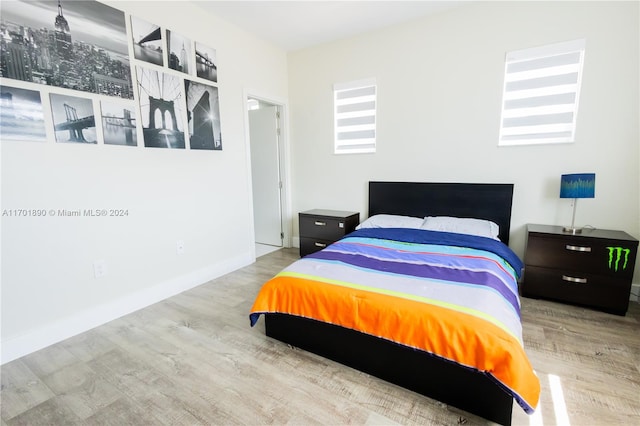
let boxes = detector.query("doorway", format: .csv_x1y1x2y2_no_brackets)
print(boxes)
248,97,285,257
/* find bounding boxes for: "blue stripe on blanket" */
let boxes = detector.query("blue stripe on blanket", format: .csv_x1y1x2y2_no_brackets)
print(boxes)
336,228,524,278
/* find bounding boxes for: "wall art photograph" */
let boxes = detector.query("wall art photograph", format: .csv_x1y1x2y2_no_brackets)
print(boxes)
101,100,137,146
0,0,132,99
50,93,97,144
130,16,163,67
185,79,222,150
195,42,217,83
136,67,185,149
0,85,47,142
166,29,191,75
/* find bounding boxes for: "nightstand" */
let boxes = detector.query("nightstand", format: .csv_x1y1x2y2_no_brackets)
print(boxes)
522,224,638,315
299,209,359,257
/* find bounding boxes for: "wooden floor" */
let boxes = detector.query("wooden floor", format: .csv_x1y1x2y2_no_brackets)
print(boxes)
2,248,639,425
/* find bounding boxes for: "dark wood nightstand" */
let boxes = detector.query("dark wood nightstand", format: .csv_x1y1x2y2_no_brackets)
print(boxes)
522,224,638,315
299,209,359,257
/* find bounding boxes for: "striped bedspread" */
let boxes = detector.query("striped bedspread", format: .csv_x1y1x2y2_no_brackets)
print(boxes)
250,228,540,414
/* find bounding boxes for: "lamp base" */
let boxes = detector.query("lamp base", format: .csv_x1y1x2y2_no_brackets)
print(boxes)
563,226,583,234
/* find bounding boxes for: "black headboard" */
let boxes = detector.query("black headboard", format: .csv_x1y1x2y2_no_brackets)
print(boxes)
368,182,514,244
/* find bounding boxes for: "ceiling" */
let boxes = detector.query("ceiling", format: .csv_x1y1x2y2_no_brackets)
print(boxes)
196,1,467,52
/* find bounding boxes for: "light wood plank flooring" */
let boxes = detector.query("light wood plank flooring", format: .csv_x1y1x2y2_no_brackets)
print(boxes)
2,248,639,425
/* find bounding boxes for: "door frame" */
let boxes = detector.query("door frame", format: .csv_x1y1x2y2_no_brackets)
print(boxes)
243,89,292,255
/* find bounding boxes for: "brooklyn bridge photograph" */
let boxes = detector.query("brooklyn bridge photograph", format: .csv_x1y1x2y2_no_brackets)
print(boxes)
0,0,132,99
136,67,185,149
101,100,138,147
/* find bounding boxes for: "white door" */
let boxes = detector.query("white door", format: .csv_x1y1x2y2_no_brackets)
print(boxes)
249,105,283,247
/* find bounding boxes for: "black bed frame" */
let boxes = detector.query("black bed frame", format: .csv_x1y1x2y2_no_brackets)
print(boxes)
265,182,516,425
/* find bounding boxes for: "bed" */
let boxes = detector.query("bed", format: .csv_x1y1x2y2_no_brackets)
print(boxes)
249,182,540,425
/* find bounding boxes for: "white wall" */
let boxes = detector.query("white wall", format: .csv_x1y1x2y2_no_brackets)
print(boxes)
288,1,639,285
1,1,289,362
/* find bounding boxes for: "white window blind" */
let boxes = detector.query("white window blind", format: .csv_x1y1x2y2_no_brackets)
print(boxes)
499,39,585,146
334,78,376,154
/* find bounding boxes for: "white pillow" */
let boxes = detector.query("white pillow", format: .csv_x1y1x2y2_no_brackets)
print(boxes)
421,216,500,240
356,214,425,230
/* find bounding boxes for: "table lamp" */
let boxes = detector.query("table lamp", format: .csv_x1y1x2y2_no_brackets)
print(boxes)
559,173,595,234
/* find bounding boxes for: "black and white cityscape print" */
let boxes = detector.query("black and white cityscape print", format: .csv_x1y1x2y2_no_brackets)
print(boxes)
166,29,191,75
0,85,47,142
0,0,132,99
50,93,97,144
130,16,163,67
195,42,217,83
101,100,138,146
185,79,221,150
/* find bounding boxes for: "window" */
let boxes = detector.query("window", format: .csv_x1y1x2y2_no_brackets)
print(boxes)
499,39,586,146
334,78,376,154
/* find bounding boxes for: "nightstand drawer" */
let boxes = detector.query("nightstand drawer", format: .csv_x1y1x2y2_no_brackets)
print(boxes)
525,234,636,279
300,237,333,255
300,215,350,241
523,265,631,315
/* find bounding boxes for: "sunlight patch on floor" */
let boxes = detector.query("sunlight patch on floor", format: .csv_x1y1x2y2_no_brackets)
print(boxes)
548,374,570,426
529,373,570,426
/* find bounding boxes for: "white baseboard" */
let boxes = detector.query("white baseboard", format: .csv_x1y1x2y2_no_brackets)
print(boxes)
631,283,640,303
1,252,253,365
292,236,300,248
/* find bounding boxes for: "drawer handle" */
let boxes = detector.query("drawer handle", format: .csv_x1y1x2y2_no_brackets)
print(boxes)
314,242,327,248
314,221,327,226
562,275,587,284
565,244,591,252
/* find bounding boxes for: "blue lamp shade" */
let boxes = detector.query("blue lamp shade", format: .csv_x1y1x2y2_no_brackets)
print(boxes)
560,173,595,199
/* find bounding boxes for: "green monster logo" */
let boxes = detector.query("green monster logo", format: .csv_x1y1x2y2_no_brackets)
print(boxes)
606,247,630,271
